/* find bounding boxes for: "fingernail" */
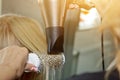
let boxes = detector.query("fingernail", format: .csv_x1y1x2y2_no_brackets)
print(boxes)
33,67,38,72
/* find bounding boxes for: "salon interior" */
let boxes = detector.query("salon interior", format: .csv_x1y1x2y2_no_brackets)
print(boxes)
0,0,120,80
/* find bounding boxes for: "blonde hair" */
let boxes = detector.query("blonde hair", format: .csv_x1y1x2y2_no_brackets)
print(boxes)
0,14,47,54
0,14,47,80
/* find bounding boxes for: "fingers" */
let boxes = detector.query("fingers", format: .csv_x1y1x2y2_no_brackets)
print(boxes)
24,63,37,72
0,45,29,78
14,46,29,77
20,47,29,56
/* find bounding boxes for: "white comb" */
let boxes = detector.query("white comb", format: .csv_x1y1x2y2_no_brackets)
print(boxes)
25,53,41,72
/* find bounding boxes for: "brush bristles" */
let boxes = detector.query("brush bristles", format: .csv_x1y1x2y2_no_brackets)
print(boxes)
39,53,65,69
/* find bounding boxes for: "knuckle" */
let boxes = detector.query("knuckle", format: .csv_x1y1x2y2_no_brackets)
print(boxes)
21,47,29,55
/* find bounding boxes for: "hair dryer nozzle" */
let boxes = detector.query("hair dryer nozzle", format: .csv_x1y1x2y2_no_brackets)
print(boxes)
46,27,64,54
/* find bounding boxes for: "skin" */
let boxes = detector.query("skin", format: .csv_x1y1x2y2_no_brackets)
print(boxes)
0,46,28,80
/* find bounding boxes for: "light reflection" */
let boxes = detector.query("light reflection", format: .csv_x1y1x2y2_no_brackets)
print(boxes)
79,8,101,30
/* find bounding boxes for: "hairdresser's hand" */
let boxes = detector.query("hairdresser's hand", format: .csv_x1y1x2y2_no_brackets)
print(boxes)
0,46,28,79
